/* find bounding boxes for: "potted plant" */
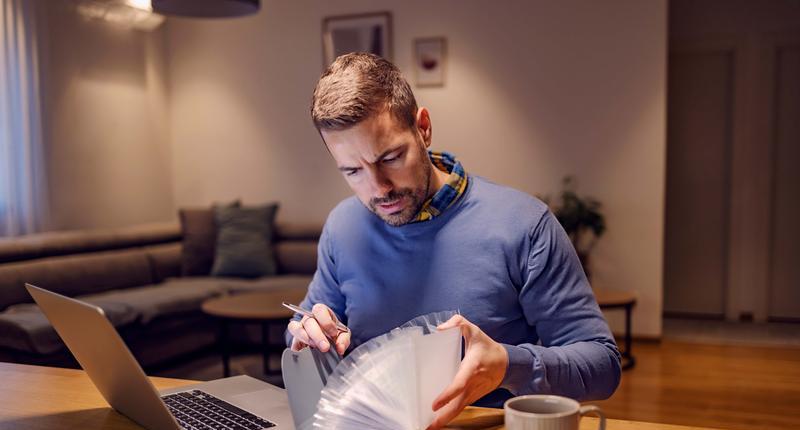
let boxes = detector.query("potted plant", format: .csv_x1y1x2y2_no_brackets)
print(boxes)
542,176,606,279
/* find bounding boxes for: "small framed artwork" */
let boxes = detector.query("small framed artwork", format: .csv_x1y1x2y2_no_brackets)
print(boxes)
414,37,447,87
322,12,392,67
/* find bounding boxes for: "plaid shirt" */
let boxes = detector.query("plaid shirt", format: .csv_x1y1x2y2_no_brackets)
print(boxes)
412,151,468,222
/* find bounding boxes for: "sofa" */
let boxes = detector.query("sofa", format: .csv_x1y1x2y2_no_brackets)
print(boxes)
0,221,320,370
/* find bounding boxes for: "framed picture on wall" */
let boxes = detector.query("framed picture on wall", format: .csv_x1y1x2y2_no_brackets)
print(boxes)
322,12,392,67
414,37,447,87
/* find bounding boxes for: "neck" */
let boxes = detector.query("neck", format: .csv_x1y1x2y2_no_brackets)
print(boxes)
426,162,450,200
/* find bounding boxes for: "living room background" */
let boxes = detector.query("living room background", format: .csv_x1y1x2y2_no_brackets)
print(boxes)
33,0,667,337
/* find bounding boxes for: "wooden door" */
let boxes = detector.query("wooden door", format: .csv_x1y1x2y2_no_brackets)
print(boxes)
663,51,733,317
768,44,800,321
666,0,800,322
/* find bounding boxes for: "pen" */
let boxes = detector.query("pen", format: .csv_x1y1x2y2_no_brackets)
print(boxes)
282,302,349,333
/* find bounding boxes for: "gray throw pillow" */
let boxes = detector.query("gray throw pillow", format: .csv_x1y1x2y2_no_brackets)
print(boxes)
211,203,279,278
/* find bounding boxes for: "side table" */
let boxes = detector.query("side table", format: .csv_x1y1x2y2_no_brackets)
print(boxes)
594,287,637,370
201,288,307,378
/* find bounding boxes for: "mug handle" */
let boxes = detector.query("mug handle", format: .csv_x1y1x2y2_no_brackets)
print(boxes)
579,405,606,430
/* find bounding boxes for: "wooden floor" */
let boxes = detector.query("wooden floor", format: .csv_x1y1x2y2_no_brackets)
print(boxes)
585,340,800,430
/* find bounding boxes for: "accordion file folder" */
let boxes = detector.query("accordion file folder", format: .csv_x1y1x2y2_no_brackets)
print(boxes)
281,311,462,430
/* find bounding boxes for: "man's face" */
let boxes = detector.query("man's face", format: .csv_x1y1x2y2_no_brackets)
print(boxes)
321,109,433,226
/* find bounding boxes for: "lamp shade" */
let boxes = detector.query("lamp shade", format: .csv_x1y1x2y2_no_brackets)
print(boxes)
152,0,260,18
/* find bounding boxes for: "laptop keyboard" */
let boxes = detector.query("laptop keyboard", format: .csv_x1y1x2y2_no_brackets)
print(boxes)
162,390,276,430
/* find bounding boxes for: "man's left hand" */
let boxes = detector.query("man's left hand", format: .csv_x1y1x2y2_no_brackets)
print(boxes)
427,314,509,430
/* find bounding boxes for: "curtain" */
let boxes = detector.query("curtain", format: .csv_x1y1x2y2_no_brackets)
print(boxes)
0,0,47,236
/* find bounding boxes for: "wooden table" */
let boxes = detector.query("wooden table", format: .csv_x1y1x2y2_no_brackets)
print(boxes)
201,289,307,377
0,362,720,430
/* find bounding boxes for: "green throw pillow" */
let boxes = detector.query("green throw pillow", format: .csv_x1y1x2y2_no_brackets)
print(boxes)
211,203,279,278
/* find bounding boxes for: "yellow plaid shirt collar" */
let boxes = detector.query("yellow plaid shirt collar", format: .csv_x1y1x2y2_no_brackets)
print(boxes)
412,151,468,223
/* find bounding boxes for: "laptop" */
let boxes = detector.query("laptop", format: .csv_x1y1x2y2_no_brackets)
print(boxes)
25,283,295,430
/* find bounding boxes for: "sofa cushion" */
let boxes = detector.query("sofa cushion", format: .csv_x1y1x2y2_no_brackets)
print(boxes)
274,223,322,242
144,243,182,283
275,241,318,275
211,203,279,278
0,248,154,310
179,202,242,276
180,208,219,276
82,278,229,324
0,300,137,355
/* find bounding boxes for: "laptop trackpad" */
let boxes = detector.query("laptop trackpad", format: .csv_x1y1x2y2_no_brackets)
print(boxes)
232,389,292,421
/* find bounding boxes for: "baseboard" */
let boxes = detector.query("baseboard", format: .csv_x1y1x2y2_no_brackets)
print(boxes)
663,312,724,320
611,332,662,342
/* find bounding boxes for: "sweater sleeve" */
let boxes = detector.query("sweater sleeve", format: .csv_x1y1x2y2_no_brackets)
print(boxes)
284,221,347,346
499,211,621,401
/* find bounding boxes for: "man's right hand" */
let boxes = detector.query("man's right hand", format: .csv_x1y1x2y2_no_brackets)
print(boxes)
286,303,350,355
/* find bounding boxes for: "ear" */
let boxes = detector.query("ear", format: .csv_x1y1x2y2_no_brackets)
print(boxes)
416,107,432,147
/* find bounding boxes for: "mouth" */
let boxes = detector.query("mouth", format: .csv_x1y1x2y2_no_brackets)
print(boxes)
376,198,405,214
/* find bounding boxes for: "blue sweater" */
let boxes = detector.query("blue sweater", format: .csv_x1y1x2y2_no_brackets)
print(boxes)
292,176,621,407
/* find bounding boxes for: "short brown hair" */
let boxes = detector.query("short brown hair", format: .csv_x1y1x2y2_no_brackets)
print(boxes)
311,52,417,131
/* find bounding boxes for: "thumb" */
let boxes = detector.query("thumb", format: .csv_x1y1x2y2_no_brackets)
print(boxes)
437,314,466,331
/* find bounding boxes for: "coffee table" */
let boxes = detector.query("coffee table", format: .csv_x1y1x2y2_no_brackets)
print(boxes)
201,289,307,378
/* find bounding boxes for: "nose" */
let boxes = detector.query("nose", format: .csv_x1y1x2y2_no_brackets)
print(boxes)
366,167,393,197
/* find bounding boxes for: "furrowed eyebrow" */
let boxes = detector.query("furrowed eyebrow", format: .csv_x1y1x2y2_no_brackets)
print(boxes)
373,144,405,162
337,144,407,171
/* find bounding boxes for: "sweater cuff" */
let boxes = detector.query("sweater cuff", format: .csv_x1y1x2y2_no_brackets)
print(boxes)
500,343,535,394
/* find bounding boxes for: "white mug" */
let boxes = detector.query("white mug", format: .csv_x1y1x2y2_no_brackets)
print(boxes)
504,395,605,430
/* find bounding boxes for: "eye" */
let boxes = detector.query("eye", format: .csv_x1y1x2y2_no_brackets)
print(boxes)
344,168,360,177
383,152,403,164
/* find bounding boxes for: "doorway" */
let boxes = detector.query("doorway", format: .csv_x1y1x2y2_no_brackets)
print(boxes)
664,0,800,323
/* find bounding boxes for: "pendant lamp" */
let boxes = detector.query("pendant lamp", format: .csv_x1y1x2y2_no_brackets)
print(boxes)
152,0,260,18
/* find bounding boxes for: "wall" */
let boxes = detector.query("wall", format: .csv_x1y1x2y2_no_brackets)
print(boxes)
167,0,667,336
37,1,174,230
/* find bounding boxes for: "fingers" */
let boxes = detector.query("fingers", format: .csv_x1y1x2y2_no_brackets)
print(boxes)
334,329,351,355
432,364,470,411
287,320,310,344
287,304,350,355
290,337,307,352
427,394,467,430
287,315,330,351
301,315,331,352
429,315,507,430
312,303,341,339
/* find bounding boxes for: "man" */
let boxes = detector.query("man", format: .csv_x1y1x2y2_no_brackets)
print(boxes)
286,53,620,428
